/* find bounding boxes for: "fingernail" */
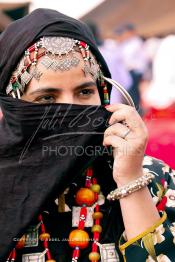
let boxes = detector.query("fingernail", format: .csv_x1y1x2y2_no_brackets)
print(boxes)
105,106,112,111
104,104,111,108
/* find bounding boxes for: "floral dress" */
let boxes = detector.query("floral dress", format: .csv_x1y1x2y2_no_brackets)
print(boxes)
119,156,175,262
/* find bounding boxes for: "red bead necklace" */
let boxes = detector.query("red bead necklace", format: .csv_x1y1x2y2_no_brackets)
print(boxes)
69,167,103,261
6,167,103,262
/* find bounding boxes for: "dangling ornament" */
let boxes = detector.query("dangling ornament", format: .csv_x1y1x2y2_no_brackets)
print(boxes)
75,188,96,206
68,229,89,249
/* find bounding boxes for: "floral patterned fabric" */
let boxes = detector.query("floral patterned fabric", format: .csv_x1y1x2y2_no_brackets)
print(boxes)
119,156,175,262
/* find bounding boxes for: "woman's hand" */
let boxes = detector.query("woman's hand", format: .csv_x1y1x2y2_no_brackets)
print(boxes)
103,104,148,186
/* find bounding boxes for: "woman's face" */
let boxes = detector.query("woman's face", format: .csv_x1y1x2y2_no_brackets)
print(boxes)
21,52,101,105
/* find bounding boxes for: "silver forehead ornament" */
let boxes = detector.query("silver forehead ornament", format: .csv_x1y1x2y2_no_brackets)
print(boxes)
40,37,80,72
6,37,100,98
41,37,77,56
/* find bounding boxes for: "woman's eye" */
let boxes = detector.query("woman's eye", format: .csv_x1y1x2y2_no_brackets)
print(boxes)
79,89,95,97
35,95,56,104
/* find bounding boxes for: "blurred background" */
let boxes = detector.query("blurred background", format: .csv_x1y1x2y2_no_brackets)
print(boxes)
1,0,175,169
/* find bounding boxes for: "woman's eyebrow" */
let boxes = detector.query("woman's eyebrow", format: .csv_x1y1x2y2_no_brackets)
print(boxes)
28,88,60,96
74,81,97,91
27,81,97,96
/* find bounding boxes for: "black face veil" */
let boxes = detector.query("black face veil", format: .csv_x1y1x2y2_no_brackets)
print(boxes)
0,9,114,259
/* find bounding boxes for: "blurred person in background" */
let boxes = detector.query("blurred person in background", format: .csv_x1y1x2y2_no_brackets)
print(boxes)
142,35,175,169
142,37,162,85
86,21,132,104
145,35,175,109
114,23,148,110
139,37,161,111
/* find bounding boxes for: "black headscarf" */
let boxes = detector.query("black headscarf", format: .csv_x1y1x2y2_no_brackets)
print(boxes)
0,8,111,94
0,9,116,259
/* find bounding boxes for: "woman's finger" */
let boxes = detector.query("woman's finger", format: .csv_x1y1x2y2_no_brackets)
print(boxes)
105,103,132,112
103,134,127,147
109,110,143,133
104,122,132,140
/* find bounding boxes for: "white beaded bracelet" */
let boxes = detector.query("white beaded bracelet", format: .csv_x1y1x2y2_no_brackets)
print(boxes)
107,172,155,201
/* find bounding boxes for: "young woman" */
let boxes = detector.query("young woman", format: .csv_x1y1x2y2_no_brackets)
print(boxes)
0,9,174,262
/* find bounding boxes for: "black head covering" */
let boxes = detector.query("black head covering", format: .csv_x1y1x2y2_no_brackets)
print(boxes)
0,8,111,94
0,9,115,259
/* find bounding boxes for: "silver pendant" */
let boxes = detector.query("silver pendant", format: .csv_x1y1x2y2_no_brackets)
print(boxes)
71,56,80,67
21,71,32,86
6,83,13,95
41,56,80,72
32,67,43,81
61,59,72,71
41,37,77,56
82,63,90,77
40,56,53,69
99,243,120,262
82,59,100,80
24,225,39,247
22,252,45,262
72,206,94,227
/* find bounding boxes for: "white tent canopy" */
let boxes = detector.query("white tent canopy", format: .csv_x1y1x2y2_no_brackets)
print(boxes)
30,0,104,19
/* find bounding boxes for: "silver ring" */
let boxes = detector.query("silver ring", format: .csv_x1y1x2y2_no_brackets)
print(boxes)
122,128,131,139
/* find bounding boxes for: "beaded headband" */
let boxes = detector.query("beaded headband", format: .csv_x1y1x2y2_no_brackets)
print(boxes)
6,36,110,104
